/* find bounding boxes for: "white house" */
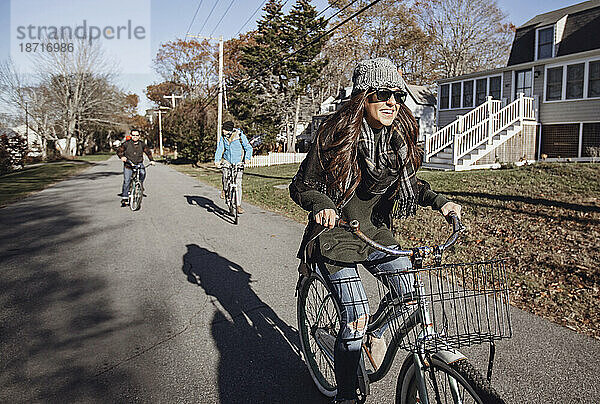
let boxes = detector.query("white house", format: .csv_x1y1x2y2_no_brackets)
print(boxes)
428,0,600,170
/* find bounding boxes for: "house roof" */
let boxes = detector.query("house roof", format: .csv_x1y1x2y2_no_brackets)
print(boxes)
508,0,600,66
406,85,436,106
0,128,20,138
519,0,600,28
557,4,600,56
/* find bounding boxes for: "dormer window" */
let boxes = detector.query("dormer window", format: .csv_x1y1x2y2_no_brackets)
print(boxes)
536,26,554,60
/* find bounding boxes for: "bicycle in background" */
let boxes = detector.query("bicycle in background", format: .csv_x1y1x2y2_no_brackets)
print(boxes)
223,162,244,225
297,214,512,403
126,160,150,211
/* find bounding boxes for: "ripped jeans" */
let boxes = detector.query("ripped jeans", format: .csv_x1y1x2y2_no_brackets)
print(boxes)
319,248,414,401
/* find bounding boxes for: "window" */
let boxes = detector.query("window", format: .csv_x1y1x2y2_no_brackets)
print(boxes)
440,84,449,109
537,26,554,60
582,123,600,157
515,69,532,97
546,66,563,101
566,63,584,99
451,83,461,108
489,76,501,100
475,78,487,106
541,124,579,158
463,80,474,108
589,61,600,98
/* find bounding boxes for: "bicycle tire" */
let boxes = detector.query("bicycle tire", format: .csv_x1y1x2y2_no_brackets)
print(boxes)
297,272,340,398
131,182,142,211
396,356,505,404
232,187,238,225
128,181,135,210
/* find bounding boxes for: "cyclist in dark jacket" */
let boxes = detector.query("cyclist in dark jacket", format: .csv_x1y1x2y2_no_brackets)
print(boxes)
116,129,155,207
289,58,461,404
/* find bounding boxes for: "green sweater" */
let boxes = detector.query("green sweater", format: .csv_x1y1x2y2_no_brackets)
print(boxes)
317,183,448,273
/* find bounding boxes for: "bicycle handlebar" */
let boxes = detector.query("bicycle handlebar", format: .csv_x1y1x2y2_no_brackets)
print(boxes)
336,212,465,258
125,160,153,169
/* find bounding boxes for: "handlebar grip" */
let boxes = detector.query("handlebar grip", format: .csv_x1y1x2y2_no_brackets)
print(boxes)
446,212,466,233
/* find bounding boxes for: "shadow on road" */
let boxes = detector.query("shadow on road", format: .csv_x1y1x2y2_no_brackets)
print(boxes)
75,170,122,181
181,244,328,402
0,193,136,402
184,195,236,225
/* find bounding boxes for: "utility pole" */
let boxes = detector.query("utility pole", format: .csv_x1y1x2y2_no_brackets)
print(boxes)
186,34,224,145
24,101,29,156
156,106,170,157
163,94,183,109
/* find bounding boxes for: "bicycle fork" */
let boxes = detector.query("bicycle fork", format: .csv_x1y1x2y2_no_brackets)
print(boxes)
412,272,464,404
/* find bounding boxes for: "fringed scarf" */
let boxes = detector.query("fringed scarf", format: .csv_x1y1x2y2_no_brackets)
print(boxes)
357,118,417,219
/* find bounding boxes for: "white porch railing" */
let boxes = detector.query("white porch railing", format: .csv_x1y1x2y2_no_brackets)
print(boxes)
425,96,499,161
246,152,307,168
454,93,535,163
426,93,536,167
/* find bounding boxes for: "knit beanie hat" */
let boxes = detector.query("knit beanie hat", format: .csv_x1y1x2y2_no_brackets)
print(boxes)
222,121,234,131
351,57,404,95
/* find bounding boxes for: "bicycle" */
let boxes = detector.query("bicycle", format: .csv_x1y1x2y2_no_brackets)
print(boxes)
126,160,150,211
296,214,512,403
222,162,244,225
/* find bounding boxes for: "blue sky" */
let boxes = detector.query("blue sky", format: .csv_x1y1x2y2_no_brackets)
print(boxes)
0,0,586,112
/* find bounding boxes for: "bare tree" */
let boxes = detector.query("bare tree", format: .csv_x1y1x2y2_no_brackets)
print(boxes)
0,60,60,158
312,0,433,104
414,0,514,78
153,38,217,98
33,39,128,156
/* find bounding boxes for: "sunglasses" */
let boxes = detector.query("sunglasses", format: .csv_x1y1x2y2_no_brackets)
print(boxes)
369,88,407,103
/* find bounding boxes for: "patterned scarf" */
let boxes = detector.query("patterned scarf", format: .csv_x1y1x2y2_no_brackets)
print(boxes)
358,118,417,218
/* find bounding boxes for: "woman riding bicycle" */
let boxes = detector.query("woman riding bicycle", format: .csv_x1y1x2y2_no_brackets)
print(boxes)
289,57,462,403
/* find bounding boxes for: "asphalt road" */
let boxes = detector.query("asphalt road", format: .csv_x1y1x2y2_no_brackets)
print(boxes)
1,156,598,403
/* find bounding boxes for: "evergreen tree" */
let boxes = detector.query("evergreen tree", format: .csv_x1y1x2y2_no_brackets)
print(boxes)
228,0,328,151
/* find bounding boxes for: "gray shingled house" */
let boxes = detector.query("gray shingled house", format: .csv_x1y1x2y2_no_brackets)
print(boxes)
426,0,600,170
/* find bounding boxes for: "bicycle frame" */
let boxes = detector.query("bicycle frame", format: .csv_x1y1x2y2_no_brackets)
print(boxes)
126,161,149,211
224,163,243,217
327,216,468,402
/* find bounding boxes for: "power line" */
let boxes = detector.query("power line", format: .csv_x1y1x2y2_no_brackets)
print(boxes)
235,0,268,37
198,0,385,111
314,0,344,19
209,0,237,37
235,0,364,86
226,0,359,59
197,0,221,35
185,0,205,35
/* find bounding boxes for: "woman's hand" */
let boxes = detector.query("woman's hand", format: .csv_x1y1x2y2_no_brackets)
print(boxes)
440,202,462,220
315,209,337,229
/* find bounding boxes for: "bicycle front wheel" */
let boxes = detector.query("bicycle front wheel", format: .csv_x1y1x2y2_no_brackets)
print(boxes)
131,182,143,211
232,187,238,225
396,356,505,404
297,272,340,397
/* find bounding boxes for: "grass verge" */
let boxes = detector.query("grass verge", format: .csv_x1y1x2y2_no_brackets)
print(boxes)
0,161,94,207
172,161,600,339
74,153,113,162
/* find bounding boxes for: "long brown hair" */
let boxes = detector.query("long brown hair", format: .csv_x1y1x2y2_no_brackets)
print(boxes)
314,90,422,203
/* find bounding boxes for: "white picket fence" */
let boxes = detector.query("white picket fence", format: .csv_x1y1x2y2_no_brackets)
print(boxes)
246,152,307,168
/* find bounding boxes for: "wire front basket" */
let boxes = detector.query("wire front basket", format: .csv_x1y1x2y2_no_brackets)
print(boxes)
371,259,512,353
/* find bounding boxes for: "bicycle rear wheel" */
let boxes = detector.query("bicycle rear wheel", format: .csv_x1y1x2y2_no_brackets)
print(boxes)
396,356,505,404
297,272,340,397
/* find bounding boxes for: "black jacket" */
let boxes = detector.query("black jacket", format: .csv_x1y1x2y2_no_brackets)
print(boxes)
117,140,153,164
289,138,448,267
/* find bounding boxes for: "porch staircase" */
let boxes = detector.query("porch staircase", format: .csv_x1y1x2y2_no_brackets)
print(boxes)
424,93,536,171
